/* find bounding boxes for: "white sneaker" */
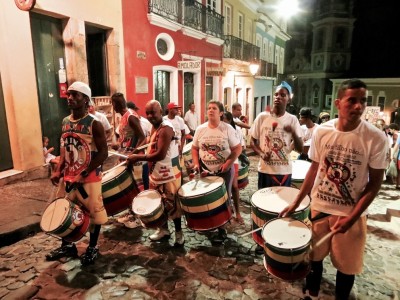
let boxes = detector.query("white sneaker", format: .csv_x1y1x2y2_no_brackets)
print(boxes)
174,231,185,245
124,219,142,229
117,213,131,223
149,228,170,241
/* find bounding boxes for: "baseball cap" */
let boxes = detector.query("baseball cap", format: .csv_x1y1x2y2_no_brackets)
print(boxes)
319,111,330,119
167,102,181,110
277,81,292,96
67,81,91,99
299,107,313,118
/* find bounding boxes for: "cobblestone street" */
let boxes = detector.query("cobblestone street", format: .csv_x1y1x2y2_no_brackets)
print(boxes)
0,155,399,300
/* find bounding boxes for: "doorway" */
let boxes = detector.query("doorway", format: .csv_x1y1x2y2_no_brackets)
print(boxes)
0,73,13,171
184,72,194,115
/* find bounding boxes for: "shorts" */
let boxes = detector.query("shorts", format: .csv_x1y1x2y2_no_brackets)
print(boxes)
310,209,367,275
150,177,182,220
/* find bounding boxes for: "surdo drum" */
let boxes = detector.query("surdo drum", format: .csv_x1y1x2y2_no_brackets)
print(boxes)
182,141,193,170
131,190,167,228
251,186,311,249
291,160,312,189
40,198,90,242
102,166,140,216
262,218,312,281
237,161,249,189
178,176,232,231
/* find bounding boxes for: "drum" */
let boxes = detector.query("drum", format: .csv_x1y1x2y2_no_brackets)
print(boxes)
238,162,249,189
131,190,167,228
178,176,232,231
102,166,140,216
291,160,311,189
40,198,90,242
262,218,311,281
182,141,193,169
251,186,310,249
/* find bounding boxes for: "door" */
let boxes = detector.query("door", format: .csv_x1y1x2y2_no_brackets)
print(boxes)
184,72,194,114
31,13,70,155
0,73,13,171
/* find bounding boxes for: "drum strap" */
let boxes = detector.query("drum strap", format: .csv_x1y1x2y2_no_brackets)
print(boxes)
309,212,331,222
65,182,89,199
271,174,289,186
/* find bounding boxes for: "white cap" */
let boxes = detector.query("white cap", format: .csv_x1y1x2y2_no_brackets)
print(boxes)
67,81,91,99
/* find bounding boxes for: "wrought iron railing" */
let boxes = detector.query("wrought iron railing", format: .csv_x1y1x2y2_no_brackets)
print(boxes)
259,59,277,78
223,35,260,62
148,0,224,39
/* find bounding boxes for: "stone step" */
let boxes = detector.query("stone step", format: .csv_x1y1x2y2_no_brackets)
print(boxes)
387,200,400,218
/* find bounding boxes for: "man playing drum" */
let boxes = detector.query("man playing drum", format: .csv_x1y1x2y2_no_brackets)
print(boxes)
127,100,185,246
47,81,108,265
191,100,242,241
281,79,389,300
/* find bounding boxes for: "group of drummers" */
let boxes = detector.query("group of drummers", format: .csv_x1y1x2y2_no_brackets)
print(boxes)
41,79,389,300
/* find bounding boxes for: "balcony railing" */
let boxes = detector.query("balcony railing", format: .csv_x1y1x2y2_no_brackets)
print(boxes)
259,59,277,78
223,35,260,62
148,0,224,39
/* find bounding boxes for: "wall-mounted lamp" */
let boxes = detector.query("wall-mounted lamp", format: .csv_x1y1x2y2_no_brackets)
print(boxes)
233,61,260,87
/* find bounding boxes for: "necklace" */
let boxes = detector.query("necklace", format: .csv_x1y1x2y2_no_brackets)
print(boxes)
69,113,88,131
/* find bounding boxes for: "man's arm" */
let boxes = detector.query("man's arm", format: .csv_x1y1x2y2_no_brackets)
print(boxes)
87,120,108,173
221,143,242,173
128,114,145,148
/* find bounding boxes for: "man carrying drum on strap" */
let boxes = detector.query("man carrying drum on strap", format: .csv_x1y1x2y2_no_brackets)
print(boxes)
127,100,185,246
47,81,108,265
111,93,146,228
192,100,242,242
280,79,389,300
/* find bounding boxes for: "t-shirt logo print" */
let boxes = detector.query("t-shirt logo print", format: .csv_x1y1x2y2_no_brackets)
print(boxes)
202,144,223,160
325,157,355,204
63,132,90,179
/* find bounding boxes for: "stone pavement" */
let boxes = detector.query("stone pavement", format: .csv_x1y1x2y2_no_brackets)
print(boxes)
0,155,400,299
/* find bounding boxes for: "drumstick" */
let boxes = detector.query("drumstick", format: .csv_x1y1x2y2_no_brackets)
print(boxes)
108,151,129,159
108,142,156,158
103,161,127,175
240,227,262,237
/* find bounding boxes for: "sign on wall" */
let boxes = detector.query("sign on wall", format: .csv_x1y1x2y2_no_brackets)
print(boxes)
361,106,380,123
177,60,201,71
135,77,148,94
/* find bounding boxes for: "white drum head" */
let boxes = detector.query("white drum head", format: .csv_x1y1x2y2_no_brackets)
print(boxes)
102,165,126,183
292,160,311,181
41,198,70,232
251,186,310,213
262,218,311,249
178,176,224,198
183,141,193,153
132,190,161,215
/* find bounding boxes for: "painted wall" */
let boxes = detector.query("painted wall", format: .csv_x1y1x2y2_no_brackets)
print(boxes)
0,0,124,172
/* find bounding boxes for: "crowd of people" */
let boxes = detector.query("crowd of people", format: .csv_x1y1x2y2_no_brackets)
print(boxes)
44,79,394,300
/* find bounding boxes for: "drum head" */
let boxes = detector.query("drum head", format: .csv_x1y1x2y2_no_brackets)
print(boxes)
132,190,161,215
178,176,224,198
102,165,126,183
292,160,311,181
251,186,310,214
262,218,311,249
183,141,193,153
40,198,70,232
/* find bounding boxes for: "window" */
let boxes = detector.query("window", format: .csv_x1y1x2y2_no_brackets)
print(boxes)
238,13,244,39
206,76,213,102
367,95,373,106
378,96,386,111
224,4,232,35
263,39,268,60
155,70,170,109
313,84,320,105
207,0,217,11
269,42,273,62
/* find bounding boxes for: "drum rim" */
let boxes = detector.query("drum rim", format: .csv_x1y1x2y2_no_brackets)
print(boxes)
40,198,73,232
132,189,163,216
178,176,224,198
102,165,129,182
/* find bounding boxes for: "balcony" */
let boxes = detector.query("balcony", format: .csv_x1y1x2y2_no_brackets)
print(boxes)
148,0,224,40
259,59,277,78
223,35,260,62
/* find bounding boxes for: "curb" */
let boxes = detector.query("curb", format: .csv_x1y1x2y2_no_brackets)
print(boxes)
0,222,42,248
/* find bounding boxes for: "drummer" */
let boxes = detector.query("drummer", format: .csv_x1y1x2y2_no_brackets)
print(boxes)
298,107,318,161
47,81,108,265
192,100,242,240
127,100,185,246
111,93,146,229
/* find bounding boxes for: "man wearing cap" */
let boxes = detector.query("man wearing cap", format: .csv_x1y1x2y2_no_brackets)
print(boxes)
48,81,109,265
164,102,186,157
88,100,112,141
319,111,330,124
250,81,303,188
299,107,318,161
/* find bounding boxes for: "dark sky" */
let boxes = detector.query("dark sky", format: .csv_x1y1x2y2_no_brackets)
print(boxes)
350,0,400,77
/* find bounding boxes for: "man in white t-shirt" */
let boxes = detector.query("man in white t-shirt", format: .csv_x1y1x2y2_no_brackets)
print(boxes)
250,81,303,188
184,102,199,135
298,107,318,161
232,102,251,130
281,79,389,300
164,102,185,156
89,100,112,141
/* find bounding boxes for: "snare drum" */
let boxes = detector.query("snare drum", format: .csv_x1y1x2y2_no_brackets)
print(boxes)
178,176,232,231
262,218,311,281
291,160,311,189
251,186,310,249
40,198,90,242
131,190,167,228
238,163,249,189
102,166,140,216
182,141,193,169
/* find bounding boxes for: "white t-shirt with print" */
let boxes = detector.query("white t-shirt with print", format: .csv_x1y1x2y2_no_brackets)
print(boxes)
301,123,319,147
251,111,303,174
309,119,389,216
193,122,240,172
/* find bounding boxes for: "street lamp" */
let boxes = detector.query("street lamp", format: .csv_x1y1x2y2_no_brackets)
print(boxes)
233,61,260,87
